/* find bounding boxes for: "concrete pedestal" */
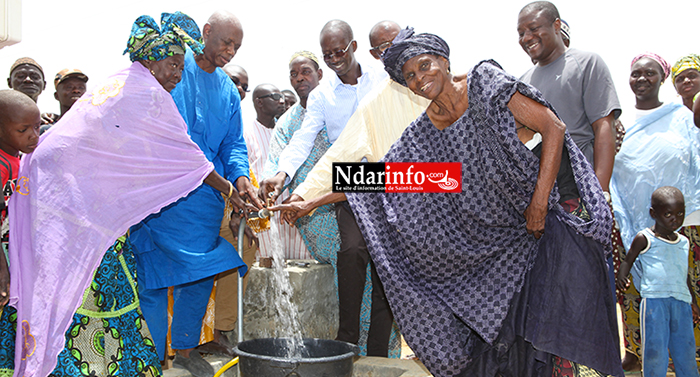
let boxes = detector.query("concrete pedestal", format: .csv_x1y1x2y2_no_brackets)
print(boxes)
241,259,338,340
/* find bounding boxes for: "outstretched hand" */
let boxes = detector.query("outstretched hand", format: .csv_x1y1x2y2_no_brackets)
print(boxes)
258,172,287,203
268,194,310,225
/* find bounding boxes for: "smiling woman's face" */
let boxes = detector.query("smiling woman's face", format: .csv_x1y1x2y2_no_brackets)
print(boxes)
401,54,450,100
629,57,663,103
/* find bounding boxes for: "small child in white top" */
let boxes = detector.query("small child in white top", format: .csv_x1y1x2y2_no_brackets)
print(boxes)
617,186,700,377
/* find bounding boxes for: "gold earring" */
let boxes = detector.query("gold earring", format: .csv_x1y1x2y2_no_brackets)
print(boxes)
150,70,156,75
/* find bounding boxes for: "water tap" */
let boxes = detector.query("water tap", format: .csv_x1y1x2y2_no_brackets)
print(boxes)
247,208,272,219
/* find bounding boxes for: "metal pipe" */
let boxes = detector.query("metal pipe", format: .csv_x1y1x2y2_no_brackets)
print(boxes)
237,218,246,344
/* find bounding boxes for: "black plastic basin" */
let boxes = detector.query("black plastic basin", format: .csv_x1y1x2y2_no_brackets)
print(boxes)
234,338,359,377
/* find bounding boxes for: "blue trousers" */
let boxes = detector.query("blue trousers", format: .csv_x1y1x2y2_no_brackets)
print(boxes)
641,297,699,377
139,275,215,359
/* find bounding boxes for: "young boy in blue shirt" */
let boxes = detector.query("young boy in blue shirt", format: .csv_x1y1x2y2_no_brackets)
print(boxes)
617,186,700,377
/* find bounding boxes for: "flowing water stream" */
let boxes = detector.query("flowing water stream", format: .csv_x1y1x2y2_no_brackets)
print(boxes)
263,217,305,358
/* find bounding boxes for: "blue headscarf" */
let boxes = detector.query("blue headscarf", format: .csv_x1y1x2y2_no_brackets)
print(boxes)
124,11,204,62
382,27,450,87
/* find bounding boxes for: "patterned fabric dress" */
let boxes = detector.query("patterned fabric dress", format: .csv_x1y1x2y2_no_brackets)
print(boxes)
264,103,401,357
0,306,16,377
346,61,622,376
0,237,161,376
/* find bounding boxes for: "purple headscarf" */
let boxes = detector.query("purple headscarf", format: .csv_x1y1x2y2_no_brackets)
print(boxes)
382,27,450,87
631,52,671,81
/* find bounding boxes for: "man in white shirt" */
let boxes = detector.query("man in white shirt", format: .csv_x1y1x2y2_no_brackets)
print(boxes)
285,22,429,205
260,20,387,191
259,20,392,356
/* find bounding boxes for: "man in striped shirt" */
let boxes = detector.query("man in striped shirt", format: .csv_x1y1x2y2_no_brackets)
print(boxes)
246,84,311,260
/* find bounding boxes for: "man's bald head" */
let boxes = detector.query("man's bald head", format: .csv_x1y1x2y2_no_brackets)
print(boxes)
207,10,242,30
223,63,247,78
252,84,277,100
369,21,400,47
282,89,297,112
252,84,285,126
223,63,249,100
369,20,401,60
200,10,244,72
320,20,353,44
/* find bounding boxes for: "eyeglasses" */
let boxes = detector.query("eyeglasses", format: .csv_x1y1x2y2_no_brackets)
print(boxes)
258,93,284,101
369,41,392,57
229,76,249,92
323,40,354,61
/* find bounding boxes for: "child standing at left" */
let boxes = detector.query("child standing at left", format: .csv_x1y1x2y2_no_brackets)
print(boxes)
0,89,41,308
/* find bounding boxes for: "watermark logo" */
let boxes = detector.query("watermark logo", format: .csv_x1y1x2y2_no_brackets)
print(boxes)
332,162,461,193
427,169,460,191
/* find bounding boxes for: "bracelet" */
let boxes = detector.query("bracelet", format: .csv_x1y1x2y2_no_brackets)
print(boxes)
227,181,234,199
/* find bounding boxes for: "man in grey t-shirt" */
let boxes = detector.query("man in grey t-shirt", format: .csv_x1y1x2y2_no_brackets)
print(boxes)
517,1,620,194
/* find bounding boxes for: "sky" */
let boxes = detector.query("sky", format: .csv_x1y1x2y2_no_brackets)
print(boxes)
1,0,698,125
